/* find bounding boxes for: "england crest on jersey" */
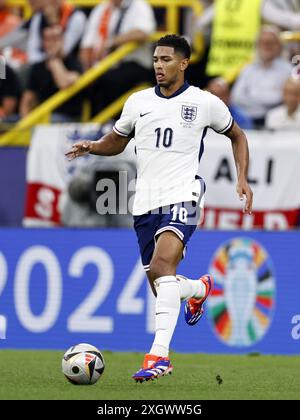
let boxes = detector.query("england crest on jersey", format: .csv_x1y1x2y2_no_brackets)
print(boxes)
181,105,197,122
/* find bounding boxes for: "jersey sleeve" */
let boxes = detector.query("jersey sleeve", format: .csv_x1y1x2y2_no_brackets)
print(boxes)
113,94,137,137
208,92,234,134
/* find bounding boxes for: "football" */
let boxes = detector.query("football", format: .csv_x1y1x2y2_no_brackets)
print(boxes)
62,343,105,385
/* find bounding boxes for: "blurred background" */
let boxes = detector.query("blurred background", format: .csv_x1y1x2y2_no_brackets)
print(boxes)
0,0,300,354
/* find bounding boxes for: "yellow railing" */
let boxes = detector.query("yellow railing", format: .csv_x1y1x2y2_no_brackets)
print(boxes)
6,0,204,56
7,0,203,23
1,0,204,147
0,42,139,146
91,83,150,123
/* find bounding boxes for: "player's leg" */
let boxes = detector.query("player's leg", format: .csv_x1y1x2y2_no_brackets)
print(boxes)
178,273,213,326
132,201,212,381
146,271,157,297
148,231,183,356
147,268,210,303
145,237,212,347
133,231,183,382
133,212,159,297
148,270,213,326
174,202,213,326
176,274,207,301
145,204,206,298
160,200,213,326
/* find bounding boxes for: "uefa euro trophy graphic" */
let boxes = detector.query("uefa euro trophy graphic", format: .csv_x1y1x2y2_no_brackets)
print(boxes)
225,243,257,346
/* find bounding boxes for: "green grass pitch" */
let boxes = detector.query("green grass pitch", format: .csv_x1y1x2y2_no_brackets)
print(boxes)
0,350,300,400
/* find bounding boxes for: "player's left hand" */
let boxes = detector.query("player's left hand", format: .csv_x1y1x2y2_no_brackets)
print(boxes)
65,140,92,161
236,179,253,215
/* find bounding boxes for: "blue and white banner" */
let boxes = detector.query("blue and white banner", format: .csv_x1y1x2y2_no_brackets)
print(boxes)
0,229,300,354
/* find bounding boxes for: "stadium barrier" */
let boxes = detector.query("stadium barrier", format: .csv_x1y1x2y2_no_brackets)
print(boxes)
0,228,300,353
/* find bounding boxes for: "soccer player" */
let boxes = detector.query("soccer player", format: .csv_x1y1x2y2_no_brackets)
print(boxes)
66,35,253,383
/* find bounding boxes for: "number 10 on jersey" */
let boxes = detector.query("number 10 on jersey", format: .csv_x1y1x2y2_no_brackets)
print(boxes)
155,128,173,148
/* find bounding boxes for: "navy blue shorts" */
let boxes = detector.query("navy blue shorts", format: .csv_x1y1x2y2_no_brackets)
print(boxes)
133,201,201,272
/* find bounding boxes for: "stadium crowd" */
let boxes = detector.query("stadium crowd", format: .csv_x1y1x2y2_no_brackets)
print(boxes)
1,0,300,129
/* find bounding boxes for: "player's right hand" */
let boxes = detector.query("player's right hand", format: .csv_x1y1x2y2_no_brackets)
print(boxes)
65,140,92,161
236,179,253,215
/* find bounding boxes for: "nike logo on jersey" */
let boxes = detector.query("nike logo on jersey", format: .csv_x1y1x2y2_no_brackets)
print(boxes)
140,112,152,117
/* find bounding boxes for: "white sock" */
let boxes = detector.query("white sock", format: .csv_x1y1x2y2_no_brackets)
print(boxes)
177,274,206,302
149,275,180,358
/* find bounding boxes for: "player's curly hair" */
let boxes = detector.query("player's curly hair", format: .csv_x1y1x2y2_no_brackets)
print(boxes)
156,34,191,59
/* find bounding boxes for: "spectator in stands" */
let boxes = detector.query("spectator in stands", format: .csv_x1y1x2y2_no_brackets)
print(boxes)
0,63,21,124
0,1,45,50
266,78,300,130
206,78,253,129
20,25,83,122
27,0,86,64
80,0,156,116
0,0,25,71
0,0,21,38
263,0,300,60
197,0,263,84
231,26,292,128
262,0,300,30
0,1,44,56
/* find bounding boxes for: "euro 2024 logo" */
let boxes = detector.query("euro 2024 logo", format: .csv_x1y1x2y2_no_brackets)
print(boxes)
207,238,276,347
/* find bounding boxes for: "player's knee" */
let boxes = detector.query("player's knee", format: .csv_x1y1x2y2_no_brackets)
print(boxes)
149,255,174,280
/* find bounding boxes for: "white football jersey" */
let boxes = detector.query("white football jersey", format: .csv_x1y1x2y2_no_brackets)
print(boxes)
114,82,233,215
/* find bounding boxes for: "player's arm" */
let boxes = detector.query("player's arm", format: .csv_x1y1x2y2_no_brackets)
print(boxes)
66,92,136,160
225,122,253,215
65,130,131,160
